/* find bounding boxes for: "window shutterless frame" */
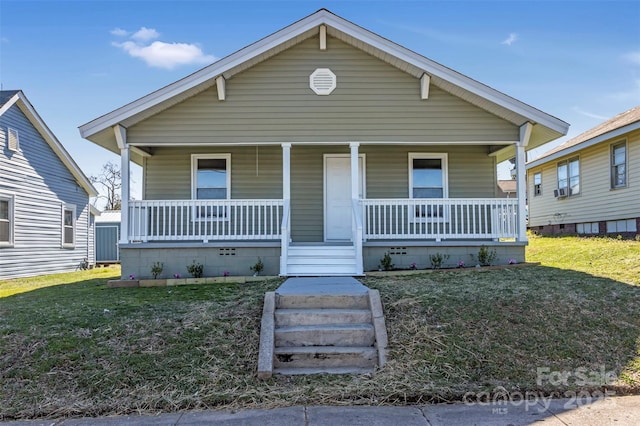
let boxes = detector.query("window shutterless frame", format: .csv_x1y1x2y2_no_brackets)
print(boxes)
557,157,580,196
62,204,76,248
0,194,14,247
611,140,627,189
190,154,231,221
533,172,542,196
408,153,448,222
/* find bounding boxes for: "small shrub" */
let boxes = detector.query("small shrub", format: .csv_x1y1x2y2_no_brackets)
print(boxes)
429,252,449,269
250,257,264,276
150,261,163,279
379,252,394,271
186,260,204,278
475,245,497,266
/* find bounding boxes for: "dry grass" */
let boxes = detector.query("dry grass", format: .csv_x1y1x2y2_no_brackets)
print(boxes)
0,236,639,420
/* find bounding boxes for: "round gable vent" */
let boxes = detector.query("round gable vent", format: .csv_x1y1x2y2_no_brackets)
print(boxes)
309,68,336,95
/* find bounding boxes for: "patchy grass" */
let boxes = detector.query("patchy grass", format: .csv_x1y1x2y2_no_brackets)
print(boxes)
0,236,639,420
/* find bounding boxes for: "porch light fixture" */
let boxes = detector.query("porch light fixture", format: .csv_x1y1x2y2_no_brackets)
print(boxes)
310,68,336,95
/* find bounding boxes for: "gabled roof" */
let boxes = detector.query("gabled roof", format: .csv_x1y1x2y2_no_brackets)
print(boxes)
527,106,640,169
80,8,568,158
0,90,97,197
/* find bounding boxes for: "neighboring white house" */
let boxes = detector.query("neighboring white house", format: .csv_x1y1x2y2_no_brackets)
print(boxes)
80,9,568,279
527,106,639,237
1,90,98,279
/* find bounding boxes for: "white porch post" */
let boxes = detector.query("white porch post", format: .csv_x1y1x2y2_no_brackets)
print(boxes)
114,125,130,244
517,122,533,242
280,143,291,275
350,142,363,275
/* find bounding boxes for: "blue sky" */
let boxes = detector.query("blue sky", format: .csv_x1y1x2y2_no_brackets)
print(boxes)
1,0,639,203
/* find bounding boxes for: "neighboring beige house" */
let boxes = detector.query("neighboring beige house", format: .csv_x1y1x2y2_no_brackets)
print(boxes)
80,9,568,279
527,106,639,237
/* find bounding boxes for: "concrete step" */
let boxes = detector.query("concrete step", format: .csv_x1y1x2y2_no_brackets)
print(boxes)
274,346,377,369
275,308,372,326
285,264,358,276
275,324,375,347
276,293,370,309
274,367,374,375
286,256,356,265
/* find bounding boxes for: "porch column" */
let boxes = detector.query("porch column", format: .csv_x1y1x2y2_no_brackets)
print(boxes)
280,143,291,276
114,125,130,245
517,122,533,242
282,143,291,201
350,142,363,275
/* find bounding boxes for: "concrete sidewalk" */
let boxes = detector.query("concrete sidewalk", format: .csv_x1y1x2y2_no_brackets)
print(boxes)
3,395,639,425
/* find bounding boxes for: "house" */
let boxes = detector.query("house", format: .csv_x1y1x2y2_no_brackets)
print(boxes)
79,9,568,279
95,210,121,263
497,180,517,198
1,90,98,279
527,106,639,237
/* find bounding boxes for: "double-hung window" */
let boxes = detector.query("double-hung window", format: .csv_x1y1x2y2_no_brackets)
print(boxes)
557,157,580,196
62,204,76,247
533,172,542,196
409,153,448,219
0,195,14,246
611,141,627,189
191,154,231,219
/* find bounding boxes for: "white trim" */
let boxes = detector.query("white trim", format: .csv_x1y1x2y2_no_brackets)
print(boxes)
323,153,365,241
420,73,430,100
527,121,640,169
62,203,76,248
191,154,232,221
408,152,449,198
126,140,520,148
215,76,226,101
0,91,96,196
0,193,15,247
319,24,327,50
79,9,568,140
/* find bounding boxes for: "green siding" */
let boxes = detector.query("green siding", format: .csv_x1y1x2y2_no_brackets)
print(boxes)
128,36,518,145
145,146,282,200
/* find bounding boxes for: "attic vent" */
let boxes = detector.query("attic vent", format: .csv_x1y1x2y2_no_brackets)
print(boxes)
309,68,336,95
7,128,19,152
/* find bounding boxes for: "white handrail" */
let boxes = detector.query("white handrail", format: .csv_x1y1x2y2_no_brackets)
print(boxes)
361,198,518,240
127,199,284,242
280,199,290,276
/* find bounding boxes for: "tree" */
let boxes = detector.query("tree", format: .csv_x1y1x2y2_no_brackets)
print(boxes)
91,161,122,210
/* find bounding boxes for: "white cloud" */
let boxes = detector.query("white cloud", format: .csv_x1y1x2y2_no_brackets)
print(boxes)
572,107,609,121
111,27,215,70
622,51,640,66
110,27,129,37
501,33,518,46
131,27,160,42
112,40,215,70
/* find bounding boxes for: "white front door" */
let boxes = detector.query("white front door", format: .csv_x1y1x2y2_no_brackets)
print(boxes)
324,155,364,241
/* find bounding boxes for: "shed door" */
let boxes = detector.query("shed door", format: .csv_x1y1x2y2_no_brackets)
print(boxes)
324,155,364,241
96,226,119,262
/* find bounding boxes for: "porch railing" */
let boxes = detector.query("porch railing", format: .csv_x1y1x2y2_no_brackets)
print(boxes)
127,199,284,242
361,198,518,240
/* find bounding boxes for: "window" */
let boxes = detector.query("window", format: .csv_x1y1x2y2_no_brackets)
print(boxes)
409,153,448,219
0,195,14,246
62,204,75,247
7,128,19,152
191,154,231,219
557,157,580,196
611,141,627,189
533,172,542,196
606,219,637,233
577,222,599,234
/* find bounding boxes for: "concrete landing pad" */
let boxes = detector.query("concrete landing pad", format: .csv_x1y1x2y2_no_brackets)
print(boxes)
276,277,369,295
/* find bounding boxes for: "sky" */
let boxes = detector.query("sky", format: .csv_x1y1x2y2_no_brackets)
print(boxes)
1,0,639,206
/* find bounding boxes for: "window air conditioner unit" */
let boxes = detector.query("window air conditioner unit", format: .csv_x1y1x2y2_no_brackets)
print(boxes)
554,188,567,198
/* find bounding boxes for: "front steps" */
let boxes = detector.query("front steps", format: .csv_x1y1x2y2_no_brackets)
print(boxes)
258,277,388,377
285,245,359,276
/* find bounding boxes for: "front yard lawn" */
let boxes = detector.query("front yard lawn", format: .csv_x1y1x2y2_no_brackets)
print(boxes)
1,236,639,420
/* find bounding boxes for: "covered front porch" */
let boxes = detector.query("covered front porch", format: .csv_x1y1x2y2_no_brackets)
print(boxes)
116,133,532,278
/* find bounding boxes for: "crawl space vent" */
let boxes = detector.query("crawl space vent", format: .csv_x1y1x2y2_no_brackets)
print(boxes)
309,68,336,95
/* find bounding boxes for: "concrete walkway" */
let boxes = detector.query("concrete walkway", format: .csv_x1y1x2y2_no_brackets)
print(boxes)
3,395,639,425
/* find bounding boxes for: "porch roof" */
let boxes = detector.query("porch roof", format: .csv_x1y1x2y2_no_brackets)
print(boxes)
79,9,568,163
